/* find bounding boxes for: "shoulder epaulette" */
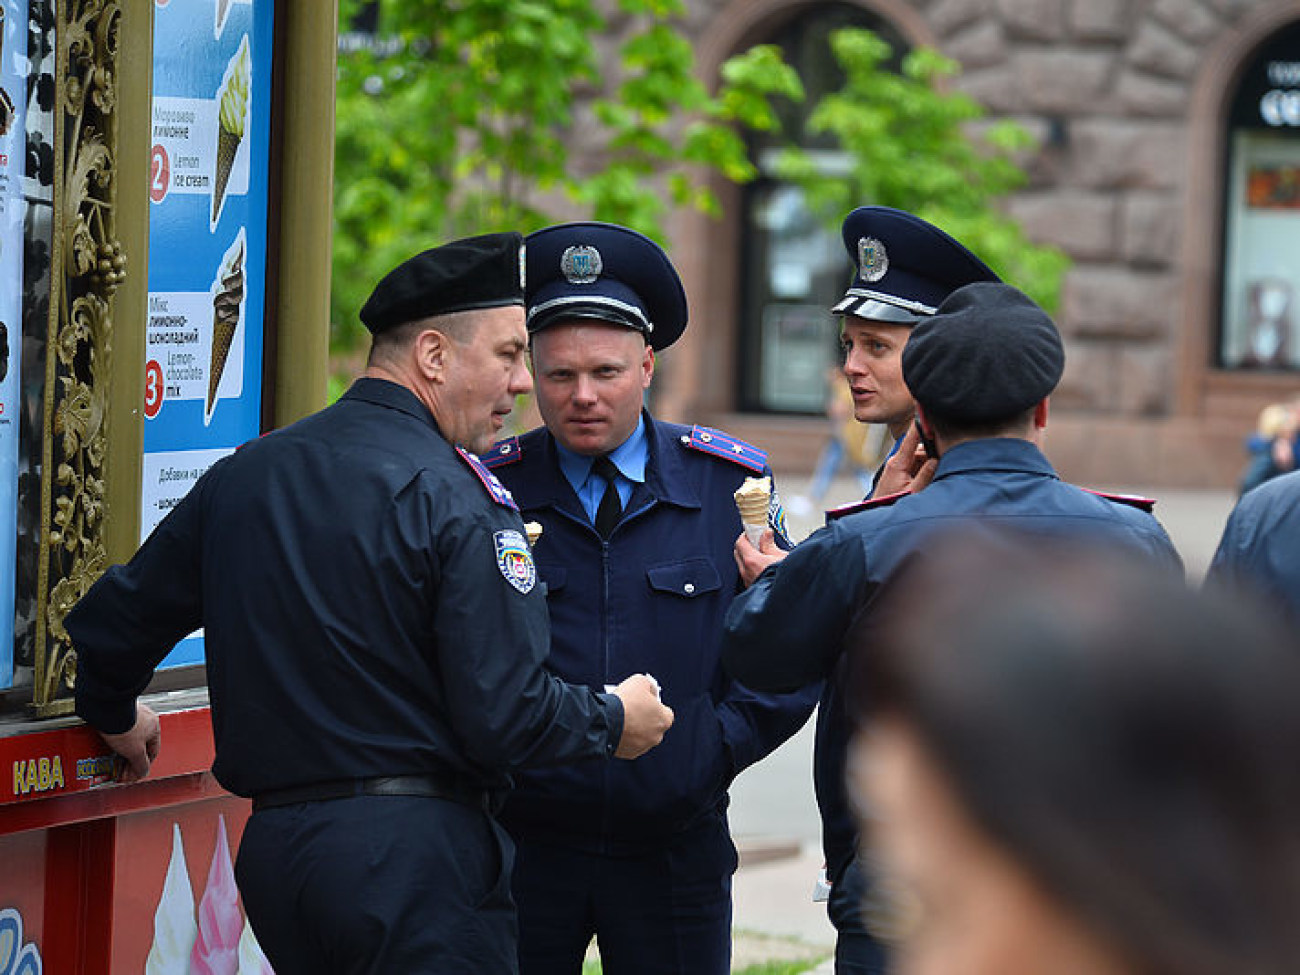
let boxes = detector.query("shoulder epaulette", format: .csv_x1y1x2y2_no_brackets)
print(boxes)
826,491,906,522
455,446,519,511
1080,488,1156,513
683,425,767,473
482,436,522,470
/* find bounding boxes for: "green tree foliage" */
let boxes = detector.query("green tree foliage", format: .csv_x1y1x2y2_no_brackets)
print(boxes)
776,29,1069,310
332,0,801,350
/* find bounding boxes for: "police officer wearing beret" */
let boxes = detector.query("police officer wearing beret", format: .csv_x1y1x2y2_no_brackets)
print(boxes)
67,233,674,975
827,206,1000,502
481,222,821,975
722,281,1183,975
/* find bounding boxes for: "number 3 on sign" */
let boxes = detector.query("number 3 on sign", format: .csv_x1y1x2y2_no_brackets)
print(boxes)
150,144,170,204
145,359,164,418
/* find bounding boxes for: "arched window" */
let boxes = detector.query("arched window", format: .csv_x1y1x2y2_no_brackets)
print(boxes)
737,3,907,413
1220,21,1300,370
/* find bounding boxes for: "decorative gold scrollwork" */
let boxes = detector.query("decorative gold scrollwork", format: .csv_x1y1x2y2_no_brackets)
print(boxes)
33,0,125,716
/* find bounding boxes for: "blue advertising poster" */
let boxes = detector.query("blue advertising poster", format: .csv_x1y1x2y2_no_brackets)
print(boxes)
144,0,273,669
0,0,28,688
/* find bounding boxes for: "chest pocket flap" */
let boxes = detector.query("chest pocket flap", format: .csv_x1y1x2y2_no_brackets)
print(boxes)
538,564,565,595
646,558,721,599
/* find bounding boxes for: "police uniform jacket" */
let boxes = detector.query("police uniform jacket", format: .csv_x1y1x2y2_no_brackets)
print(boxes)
69,378,622,799
484,415,821,851
722,437,1183,882
1206,468,1300,626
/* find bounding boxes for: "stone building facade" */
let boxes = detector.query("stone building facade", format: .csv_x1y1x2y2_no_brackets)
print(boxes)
641,0,1300,488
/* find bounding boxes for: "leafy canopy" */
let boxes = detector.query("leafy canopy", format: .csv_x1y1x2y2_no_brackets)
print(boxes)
332,0,801,350
776,29,1069,310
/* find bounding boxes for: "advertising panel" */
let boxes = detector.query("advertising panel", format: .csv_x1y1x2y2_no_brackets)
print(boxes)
0,0,28,688
144,0,273,668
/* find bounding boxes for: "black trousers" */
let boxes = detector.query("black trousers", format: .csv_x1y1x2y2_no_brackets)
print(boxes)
827,856,890,975
235,795,517,975
509,819,736,975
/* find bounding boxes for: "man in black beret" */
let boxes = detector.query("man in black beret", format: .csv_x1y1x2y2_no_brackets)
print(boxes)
481,222,820,975
66,232,674,974
722,280,1182,975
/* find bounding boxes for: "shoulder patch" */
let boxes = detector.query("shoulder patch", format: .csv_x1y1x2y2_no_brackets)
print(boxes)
1080,488,1156,513
482,436,522,470
455,446,520,511
826,491,906,522
684,425,767,473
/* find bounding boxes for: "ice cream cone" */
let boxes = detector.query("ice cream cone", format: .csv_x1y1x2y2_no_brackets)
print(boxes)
734,476,772,545
211,36,250,224
208,242,245,416
212,127,240,223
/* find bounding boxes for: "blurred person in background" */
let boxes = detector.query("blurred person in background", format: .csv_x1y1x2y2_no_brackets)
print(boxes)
1236,399,1300,496
1206,465,1300,627
851,534,1300,975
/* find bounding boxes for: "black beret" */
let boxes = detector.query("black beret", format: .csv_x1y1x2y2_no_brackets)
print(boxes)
359,232,525,334
832,206,999,324
525,222,688,350
902,281,1064,423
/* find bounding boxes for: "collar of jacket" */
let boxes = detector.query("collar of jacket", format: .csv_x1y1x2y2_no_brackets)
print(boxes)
342,377,443,436
508,412,703,517
931,437,1060,483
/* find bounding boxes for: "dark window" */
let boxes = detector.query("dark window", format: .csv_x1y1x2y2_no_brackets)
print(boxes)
737,4,907,412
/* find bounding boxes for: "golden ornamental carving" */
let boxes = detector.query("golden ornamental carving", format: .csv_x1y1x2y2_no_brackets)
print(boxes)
33,0,125,715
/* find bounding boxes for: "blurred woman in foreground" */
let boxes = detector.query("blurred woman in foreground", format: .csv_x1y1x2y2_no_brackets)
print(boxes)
850,535,1300,975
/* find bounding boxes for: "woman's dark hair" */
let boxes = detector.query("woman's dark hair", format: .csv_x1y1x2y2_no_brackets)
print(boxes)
855,532,1300,975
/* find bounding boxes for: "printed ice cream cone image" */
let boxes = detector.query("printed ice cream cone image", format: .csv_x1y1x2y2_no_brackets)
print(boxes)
190,816,243,975
212,35,250,226
207,233,246,423
734,476,771,546
147,824,199,975
524,521,544,547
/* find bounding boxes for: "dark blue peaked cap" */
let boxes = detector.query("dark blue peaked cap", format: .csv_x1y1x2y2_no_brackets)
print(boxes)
832,206,1000,325
525,222,689,351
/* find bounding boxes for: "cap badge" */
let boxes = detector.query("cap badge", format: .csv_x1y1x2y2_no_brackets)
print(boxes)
561,244,603,285
858,236,888,283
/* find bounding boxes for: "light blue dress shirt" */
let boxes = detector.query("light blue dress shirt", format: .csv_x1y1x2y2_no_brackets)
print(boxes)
555,417,649,525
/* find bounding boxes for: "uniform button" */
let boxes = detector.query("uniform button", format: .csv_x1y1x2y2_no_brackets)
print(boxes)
680,435,690,444
684,582,695,594
501,444,512,454
700,432,713,443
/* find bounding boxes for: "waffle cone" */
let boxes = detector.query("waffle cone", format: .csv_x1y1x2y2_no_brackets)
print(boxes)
207,318,237,414
212,127,241,222
734,476,771,527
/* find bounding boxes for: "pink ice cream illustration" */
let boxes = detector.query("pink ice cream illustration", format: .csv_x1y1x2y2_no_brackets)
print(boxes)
190,816,243,975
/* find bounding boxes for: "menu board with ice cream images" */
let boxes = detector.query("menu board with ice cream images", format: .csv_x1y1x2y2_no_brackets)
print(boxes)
144,0,272,668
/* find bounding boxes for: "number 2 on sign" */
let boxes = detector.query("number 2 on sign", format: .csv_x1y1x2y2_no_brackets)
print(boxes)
144,360,164,418
150,145,170,204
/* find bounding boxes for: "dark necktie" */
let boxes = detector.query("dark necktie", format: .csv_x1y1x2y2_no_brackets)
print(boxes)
592,455,623,538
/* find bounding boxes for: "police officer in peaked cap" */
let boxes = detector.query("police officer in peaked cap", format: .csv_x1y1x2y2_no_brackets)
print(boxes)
482,222,821,975
723,281,1182,975
830,206,1000,500
67,232,675,975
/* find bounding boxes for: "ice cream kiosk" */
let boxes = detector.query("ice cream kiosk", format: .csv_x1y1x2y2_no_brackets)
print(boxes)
0,1,335,970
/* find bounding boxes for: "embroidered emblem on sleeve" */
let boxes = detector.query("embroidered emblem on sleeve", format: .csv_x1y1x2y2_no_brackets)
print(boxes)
494,529,537,594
